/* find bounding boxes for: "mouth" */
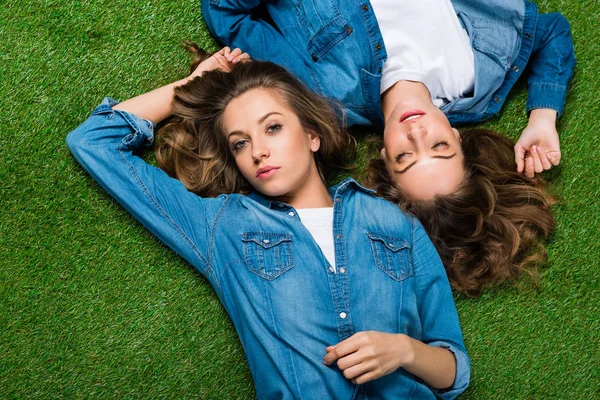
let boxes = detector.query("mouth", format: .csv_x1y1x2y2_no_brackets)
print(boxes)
256,165,280,179
400,110,425,122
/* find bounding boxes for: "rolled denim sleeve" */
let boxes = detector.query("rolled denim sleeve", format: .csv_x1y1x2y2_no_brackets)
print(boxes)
525,12,576,117
201,0,313,87
66,98,225,277
410,217,470,399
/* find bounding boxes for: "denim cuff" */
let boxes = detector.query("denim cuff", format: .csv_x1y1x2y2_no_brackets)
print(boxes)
91,97,157,146
526,83,568,118
428,340,471,400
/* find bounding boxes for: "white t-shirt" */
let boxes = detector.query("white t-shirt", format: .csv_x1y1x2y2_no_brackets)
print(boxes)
296,207,336,271
370,0,475,107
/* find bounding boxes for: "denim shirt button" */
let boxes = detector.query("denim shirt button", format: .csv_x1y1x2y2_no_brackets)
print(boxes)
362,5,369,11
376,44,382,50
524,32,531,39
288,211,295,217
494,96,502,102
339,312,347,319
328,266,335,273
263,239,270,244
339,267,346,274
335,198,341,203
512,66,520,73
335,234,341,239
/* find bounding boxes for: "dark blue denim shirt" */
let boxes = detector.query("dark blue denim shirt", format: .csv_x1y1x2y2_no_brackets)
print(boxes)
67,98,470,399
202,0,575,126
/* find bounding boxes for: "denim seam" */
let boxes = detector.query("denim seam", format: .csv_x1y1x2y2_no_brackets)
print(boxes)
206,196,231,289
116,137,209,270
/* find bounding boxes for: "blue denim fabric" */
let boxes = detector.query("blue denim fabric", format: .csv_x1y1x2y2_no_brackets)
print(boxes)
202,0,575,127
67,98,470,399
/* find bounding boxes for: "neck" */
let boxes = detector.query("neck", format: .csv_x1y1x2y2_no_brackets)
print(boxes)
276,165,333,209
381,80,432,123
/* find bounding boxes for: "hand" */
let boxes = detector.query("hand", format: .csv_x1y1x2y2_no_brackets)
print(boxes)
190,47,251,79
514,108,561,178
322,331,412,384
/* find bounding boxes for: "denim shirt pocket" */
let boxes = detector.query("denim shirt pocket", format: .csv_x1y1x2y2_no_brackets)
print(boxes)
367,232,412,281
307,15,353,62
242,233,294,280
463,13,517,70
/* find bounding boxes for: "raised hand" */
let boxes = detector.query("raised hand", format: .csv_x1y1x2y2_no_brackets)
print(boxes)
190,47,251,78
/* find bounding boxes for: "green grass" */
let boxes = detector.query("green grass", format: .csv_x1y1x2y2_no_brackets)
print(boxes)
1,0,598,398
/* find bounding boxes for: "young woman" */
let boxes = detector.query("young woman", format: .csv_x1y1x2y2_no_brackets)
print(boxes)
67,48,470,399
202,0,575,296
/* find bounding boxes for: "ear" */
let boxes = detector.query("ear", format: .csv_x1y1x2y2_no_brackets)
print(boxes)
380,147,387,159
452,128,462,143
309,131,321,153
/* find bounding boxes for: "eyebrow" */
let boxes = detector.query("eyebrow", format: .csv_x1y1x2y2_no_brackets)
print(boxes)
227,112,283,138
395,153,457,174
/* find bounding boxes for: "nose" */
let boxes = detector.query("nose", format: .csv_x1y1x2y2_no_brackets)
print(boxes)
251,137,270,162
406,126,427,141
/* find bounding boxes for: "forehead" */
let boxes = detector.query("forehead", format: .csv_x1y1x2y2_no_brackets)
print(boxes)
222,88,290,131
390,156,465,200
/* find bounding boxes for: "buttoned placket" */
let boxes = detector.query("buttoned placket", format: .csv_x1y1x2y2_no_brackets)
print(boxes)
328,189,355,340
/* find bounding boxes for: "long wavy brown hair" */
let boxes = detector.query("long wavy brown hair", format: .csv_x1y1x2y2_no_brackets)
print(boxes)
366,128,557,297
155,44,355,198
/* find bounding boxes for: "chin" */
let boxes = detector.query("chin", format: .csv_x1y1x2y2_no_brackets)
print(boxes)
253,182,290,198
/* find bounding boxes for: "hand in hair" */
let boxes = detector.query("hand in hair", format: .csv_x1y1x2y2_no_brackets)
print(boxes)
189,46,251,79
322,331,456,389
515,108,561,178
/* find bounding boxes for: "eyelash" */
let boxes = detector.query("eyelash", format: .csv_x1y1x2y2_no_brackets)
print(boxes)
395,141,450,162
231,124,283,152
267,124,282,134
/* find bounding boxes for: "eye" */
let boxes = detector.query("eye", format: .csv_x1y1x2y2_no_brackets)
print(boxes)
266,124,282,134
232,139,248,151
395,153,407,163
432,141,449,149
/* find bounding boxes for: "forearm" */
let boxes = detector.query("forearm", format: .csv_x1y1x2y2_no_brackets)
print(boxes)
112,77,191,124
403,337,457,389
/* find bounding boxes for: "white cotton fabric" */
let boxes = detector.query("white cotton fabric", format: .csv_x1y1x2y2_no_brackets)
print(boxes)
296,207,336,271
370,0,475,107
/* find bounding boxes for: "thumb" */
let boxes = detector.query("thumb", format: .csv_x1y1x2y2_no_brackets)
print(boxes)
514,143,526,173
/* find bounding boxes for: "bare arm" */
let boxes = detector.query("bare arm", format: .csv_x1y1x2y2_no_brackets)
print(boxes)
113,47,249,123
322,331,456,388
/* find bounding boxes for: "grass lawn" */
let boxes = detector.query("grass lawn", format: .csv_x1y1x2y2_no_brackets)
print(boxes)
1,0,598,398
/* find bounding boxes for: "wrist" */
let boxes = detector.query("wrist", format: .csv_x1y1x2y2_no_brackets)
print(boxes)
397,334,417,368
528,108,557,128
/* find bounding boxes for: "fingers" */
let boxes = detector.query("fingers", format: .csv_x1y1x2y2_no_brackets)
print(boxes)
218,46,231,57
225,48,251,63
524,151,535,178
514,144,526,173
226,47,242,61
546,149,562,166
536,146,553,170
323,337,360,366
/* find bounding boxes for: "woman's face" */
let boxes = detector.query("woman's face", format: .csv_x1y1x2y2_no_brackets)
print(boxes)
222,88,321,198
382,96,465,200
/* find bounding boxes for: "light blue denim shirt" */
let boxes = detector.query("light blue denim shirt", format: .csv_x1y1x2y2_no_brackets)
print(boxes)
202,0,575,127
67,98,470,399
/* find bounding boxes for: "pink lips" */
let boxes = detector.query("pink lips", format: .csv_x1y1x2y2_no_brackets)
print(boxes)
256,165,280,179
399,109,425,122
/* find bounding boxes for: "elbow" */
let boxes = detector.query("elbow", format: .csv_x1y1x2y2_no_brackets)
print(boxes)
66,128,87,160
